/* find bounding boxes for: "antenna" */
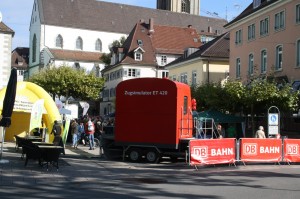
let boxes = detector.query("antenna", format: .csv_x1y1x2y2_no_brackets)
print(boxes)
0,12,2,23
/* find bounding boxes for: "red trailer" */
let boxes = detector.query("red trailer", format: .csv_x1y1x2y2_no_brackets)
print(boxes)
102,78,195,162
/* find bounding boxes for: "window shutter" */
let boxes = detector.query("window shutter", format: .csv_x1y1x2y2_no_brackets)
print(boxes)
123,68,128,77
136,69,141,77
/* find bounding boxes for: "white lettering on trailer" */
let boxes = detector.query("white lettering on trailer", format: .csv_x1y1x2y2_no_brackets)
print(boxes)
259,146,280,153
124,90,168,96
211,148,234,156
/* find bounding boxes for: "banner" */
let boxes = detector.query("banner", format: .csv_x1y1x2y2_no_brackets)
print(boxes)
61,118,70,145
283,139,300,163
80,101,89,116
240,138,282,163
29,99,44,133
189,139,236,165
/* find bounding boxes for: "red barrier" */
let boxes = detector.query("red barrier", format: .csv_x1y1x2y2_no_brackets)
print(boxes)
189,139,236,165
240,138,282,163
283,139,300,163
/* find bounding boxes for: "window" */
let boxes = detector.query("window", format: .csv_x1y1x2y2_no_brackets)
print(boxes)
248,54,254,76
18,70,24,76
135,52,142,61
172,75,177,81
76,37,83,50
236,58,241,78
275,11,285,31
260,17,269,36
192,71,197,85
235,29,242,45
275,45,283,70
161,55,167,65
56,35,63,48
123,68,141,77
297,4,300,24
297,40,300,67
261,50,267,73
161,71,169,78
253,0,261,8
183,96,188,115
137,40,143,46
180,73,188,84
181,0,190,13
75,62,80,69
32,34,37,63
248,24,255,41
95,39,102,51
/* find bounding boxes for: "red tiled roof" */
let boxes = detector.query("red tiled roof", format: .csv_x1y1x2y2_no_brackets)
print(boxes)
103,19,202,72
49,49,103,62
151,25,200,54
0,22,14,36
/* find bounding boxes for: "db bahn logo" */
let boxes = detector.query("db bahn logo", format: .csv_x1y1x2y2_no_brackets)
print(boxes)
243,143,257,155
193,147,208,158
286,144,299,155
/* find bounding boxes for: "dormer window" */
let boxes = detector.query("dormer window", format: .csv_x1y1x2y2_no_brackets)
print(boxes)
253,0,261,9
135,52,142,61
134,47,145,61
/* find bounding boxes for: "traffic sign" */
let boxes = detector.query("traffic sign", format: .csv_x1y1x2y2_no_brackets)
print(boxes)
268,113,279,125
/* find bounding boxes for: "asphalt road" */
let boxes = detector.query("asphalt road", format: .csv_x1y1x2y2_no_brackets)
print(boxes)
1,143,300,199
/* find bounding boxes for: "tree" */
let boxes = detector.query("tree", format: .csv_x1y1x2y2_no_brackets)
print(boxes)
100,36,126,65
192,78,299,136
28,66,105,101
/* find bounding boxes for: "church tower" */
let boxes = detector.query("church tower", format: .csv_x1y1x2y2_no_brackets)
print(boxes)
157,0,200,15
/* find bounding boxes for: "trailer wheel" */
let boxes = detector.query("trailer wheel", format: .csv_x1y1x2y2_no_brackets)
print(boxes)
128,148,141,162
146,150,158,163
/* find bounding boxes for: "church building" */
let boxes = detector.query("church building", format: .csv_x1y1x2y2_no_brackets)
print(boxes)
28,0,226,79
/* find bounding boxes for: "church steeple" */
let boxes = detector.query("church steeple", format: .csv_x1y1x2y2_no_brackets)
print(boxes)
156,0,200,15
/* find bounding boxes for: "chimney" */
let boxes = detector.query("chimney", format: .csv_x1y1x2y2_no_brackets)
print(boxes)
140,19,145,23
149,18,154,34
208,26,213,33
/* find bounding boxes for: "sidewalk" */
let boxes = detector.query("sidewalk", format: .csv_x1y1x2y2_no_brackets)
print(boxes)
0,142,107,186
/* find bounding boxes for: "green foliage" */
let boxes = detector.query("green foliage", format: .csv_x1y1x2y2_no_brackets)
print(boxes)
100,36,126,66
192,78,299,115
28,66,105,101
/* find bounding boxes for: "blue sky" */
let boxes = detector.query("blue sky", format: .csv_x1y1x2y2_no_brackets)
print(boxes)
0,0,252,49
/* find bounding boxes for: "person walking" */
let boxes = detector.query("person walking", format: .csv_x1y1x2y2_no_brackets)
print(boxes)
86,118,95,150
255,126,266,138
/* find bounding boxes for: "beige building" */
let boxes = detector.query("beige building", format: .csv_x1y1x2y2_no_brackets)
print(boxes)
166,32,230,86
224,0,300,89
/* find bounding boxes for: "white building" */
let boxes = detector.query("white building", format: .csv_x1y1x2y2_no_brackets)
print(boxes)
0,21,14,89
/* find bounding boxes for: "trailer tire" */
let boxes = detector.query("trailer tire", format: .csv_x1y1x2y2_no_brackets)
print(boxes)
128,148,141,162
146,150,159,163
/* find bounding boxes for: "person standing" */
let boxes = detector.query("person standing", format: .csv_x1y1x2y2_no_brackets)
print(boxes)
86,118,95,150
51,120,61,137
77,121,85,146
217,124,225,138
71,119,79,148
255,126,266,138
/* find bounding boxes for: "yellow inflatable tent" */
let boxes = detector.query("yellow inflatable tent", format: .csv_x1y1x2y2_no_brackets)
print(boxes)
0,82,61,141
